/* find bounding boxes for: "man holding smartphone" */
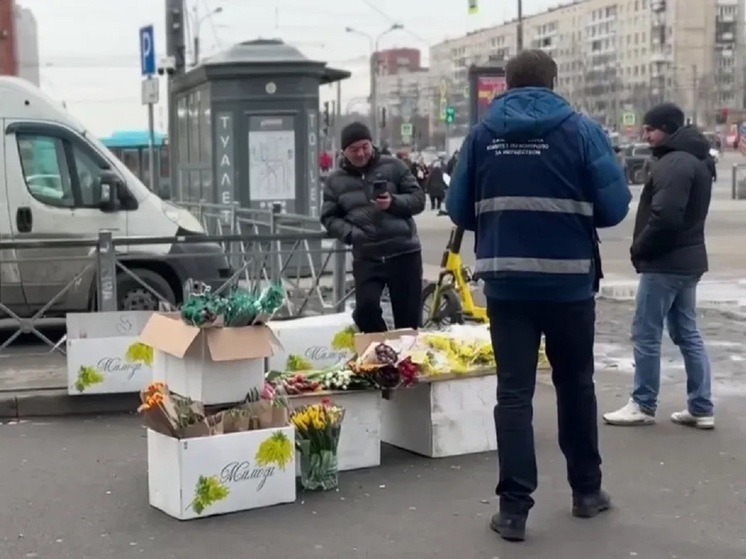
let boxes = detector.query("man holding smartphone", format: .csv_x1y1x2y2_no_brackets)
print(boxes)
321,122,426,332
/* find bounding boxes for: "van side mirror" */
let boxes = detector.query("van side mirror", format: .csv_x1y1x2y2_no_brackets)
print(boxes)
96,171,124,212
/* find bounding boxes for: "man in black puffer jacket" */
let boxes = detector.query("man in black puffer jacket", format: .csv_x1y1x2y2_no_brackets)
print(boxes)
321,122,426,333
604,103,715,430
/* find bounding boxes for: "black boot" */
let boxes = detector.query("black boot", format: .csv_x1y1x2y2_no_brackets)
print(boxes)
572,489,612,518
489,512,527,542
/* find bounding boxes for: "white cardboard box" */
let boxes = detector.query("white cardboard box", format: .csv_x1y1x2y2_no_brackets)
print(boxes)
289,390,382,471
66,311,154,395
140,314,277,405
147,427,296,520
268,313,355,372
381,372,497,458
150,343,264,405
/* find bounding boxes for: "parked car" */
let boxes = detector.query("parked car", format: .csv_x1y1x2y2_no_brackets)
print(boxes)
624,143,653,184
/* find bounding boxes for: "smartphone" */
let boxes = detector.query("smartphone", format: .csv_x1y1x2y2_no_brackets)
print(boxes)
372,180,388,198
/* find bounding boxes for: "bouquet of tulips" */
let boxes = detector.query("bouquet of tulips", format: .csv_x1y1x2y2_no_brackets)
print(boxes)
290,398,345,491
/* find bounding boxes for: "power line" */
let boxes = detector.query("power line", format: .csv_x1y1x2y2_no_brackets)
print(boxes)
358,0,430,45
20,54,368,69
200,0,224,49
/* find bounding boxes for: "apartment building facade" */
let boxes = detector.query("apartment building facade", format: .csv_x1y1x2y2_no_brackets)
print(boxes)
0,1,39,85
375,48,422,76
0,0,17,77
429,0,745,145
373,48,431,148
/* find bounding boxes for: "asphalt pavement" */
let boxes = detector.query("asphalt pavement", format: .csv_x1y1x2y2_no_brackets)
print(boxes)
2,370,745,559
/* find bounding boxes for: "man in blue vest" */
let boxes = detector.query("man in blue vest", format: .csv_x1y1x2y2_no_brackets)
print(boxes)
447,50,631,542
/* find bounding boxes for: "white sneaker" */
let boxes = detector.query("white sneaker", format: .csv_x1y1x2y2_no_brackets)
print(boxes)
670,410,715,430
603,399,655,426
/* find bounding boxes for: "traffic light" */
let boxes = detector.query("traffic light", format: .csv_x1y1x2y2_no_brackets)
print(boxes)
323,101,330,127
165,0,186,74
445,106,455,124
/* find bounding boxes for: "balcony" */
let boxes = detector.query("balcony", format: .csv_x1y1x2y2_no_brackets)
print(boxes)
650,51,671,63
651,0,666,13
534,26,558,40
720,32,735,41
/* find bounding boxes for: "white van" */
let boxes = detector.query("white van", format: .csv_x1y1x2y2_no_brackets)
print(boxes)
0,77,232,317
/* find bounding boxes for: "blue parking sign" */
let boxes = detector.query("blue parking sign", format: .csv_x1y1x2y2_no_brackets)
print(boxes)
139,25,156,76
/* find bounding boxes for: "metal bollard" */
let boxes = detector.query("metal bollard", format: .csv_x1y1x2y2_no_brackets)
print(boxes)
332,240,347,313
269,203,283,282
96,230,118,312
732,163,737,200
229,201,241,272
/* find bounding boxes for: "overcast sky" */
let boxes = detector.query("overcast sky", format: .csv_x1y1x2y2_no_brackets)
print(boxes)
19,0,560,136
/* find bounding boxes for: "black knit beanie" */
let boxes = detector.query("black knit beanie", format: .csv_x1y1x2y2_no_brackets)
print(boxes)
341,122,372,150
643,103,685,134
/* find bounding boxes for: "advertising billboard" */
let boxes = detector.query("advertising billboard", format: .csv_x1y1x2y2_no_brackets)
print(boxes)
475,75,507,122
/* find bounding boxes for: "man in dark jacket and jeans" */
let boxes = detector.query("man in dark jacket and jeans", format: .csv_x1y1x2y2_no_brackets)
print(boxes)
446,50,631,542
321,122,426,332
604,103,715,430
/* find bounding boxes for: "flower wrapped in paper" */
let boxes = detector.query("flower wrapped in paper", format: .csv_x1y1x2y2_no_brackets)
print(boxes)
221,384,289,433
179,282,286,328
138,382,221,438
350,341,420,394
419,325,496,374
137,381,289,439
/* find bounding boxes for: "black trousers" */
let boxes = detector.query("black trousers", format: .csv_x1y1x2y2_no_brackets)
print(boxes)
487,297,602,515
352,251,423,333
429,195,443,210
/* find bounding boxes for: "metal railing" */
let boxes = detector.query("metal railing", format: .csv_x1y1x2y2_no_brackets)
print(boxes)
0,228,352,361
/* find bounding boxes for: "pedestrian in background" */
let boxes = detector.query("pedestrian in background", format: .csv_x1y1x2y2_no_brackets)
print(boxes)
603,103,715,429
446,49,631,542
319,150,333,173
425,160,447,211
320,122,426,333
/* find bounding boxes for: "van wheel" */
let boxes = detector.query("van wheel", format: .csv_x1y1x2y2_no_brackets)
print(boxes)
117,268,176,311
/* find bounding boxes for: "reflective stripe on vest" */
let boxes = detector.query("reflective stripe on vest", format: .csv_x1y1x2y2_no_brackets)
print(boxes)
475,196,593,217
475,257,592,275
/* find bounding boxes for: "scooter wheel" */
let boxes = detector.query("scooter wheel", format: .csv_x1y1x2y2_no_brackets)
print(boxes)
420,283,463,329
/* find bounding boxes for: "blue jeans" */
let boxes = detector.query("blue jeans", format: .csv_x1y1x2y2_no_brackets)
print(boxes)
631,273,714,416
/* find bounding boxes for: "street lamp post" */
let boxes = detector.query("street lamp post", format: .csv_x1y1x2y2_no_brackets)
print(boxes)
516,0,524,53
190,5,223,66
346,23,404,145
